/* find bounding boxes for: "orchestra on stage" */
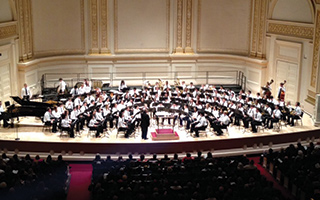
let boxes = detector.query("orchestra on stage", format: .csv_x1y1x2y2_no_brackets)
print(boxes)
0,78,304,139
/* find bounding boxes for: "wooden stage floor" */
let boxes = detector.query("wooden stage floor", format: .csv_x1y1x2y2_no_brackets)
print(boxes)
0,114,319,155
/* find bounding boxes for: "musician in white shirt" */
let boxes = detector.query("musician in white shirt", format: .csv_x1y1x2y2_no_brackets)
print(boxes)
69,85,78,97
61,114,74,138
267,105,281,129
193,112,207,137
119,80,127,92
212,111,230,136
43,107,57,133
251,108,262,133
21,83,32,101
58,78,67,93
88,115,103,137
287,102,302,126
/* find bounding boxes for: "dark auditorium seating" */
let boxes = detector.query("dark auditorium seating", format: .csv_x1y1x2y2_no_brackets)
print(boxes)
0,153,70,200
260,142,320,200
90,153,285,200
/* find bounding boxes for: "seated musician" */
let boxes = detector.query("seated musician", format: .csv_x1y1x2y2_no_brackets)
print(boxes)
117,100,126,111
52,106,61,120
61,114,74,138
110,104,119,129
234,103,244,126
287,102,302,126
262,103,272,126
153,82,160,91
80,102,90,125
119,80,127,92
189,107,200,132
173,87,181,95
193,112,207,137
69,85,78,97
102,104,112,129
181,81,187,90
187,82,195,90
70,107,80,133
168,103,179,125
212,111,230,136
132,105,141,127
21,83,32,101
88,114,103,138
266,105,281,129
43,107,58,133
65,98,73,113
78,84,85,95
179,104,190,127
242,104,255,129
251,108,263,133
163,81,171,90
281,101,292,121
118,112,133,138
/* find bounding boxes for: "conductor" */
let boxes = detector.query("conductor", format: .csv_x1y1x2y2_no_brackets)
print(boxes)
140,109,150,140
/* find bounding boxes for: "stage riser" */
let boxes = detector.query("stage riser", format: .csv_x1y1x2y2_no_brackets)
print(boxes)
1,129,319,154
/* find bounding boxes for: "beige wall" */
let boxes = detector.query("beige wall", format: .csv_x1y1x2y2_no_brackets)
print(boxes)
31,0,85,57
197,0,251,55
1,0,319,118
0,0,13,23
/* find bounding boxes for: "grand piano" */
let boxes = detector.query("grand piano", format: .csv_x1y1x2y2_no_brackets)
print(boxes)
6,96,56,120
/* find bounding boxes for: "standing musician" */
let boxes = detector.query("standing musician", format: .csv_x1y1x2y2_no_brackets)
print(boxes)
287,102,302,126
57,78,67,94
189,107,199,132
21,83,32,101
277,81,286,101
0,101,9,128
119,80,127,92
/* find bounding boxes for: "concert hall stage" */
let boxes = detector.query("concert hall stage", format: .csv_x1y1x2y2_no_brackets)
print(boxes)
0,114,319,157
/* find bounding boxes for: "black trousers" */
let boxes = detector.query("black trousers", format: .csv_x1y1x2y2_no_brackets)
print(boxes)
251,121,262,133
194,126,206,137
212,122,227,135
141,126,148,139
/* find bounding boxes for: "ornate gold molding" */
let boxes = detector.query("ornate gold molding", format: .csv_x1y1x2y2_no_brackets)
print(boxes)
268,23,314,40
185,0,193,53
16,0,33,61
257,0,267,58
100,0,110,54
311,11,320,88
175,0,183,53
250,0,260,57
0,23,17,39
306,89,316,105
90,0,99,54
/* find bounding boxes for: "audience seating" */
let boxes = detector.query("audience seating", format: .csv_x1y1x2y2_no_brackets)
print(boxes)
89,153,286,200
0,153,69,200
260,142,320,200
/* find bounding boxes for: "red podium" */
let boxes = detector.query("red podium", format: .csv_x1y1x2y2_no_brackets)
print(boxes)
151,128,179,141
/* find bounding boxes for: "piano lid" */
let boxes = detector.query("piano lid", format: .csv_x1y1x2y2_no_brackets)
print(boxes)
10,96,53,108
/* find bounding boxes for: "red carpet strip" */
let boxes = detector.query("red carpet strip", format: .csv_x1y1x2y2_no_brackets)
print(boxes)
67,164,92,200
248,157,296,200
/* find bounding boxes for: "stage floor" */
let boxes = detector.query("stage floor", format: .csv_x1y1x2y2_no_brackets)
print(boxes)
0,114,318,144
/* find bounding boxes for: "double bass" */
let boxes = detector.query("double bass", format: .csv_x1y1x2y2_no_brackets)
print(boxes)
261,79,274,98
279,80,286,101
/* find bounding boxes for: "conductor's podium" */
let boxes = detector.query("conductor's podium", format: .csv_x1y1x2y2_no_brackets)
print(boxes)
151,128,179,141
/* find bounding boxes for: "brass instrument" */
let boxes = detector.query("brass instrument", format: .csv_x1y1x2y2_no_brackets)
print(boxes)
174,78,180,86
158,79,163,91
